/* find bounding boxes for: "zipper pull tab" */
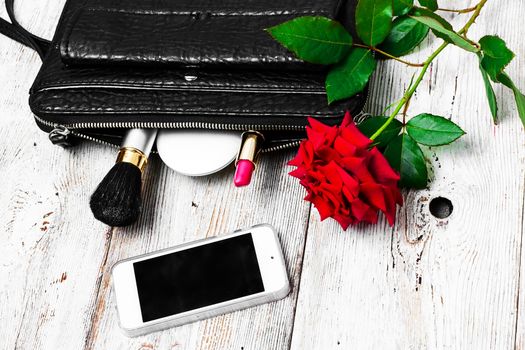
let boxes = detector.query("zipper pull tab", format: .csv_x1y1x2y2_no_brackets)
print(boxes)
49,125,74,147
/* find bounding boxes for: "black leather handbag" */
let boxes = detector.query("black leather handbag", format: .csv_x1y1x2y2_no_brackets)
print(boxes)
1,0,367,151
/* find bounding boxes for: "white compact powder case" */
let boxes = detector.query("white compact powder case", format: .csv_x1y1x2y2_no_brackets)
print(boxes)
156,129,241,176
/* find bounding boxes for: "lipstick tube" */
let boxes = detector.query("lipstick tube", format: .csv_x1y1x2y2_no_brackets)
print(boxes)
234,131,264,187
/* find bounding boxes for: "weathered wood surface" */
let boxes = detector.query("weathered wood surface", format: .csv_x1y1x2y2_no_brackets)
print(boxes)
0,0,524,349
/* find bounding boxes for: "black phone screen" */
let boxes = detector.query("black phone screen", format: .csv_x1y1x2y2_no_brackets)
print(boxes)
133,233,264,322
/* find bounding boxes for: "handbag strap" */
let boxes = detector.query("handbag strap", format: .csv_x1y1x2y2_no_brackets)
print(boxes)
0,0,50,59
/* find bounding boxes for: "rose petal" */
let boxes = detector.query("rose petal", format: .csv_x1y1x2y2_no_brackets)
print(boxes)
349,198,370,221
320,161,344,188
333,136,358,157
307,118,338,149
334,163,360,197
306,127,327,150
346,158,375,183
316,146,341,164
311,195,334,221
360,182,387,212
339,117,372,149
340,112,352,127
288,140,314,167
368,147,400,184
381,186,397,226
288,113,403,229
308,116,337,132
289,168,307,179
362,208,379,224
333,214,354,230
342,185,356,203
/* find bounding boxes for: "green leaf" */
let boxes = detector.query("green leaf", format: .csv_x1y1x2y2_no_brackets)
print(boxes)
406,113,465,146
356,0,393,46
498,72,517,90
418,0,438,11
358,116,403,148
479,35,515,82
378,16,429,57
384,133,428,188
393,0,414,16
512,89,525,128
477,54,498,123
325,48,377,103
266,16,353,65
409,8,479,53
498,73,525,129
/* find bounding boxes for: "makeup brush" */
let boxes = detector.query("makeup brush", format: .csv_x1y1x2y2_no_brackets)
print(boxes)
90,129,158,227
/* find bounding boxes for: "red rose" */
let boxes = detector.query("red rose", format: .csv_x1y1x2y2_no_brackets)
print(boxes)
289,112,403,229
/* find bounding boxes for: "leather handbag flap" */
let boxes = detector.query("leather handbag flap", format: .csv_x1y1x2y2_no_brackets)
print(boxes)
60,0,351,69
28,0,367,143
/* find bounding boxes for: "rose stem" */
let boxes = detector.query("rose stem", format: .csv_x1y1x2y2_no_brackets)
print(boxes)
369,0,488,141
353,43,425,67
437,6,477,14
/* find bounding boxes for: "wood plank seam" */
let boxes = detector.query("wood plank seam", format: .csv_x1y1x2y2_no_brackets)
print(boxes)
83,228,115,350
513,189,525,350
286,202,312,350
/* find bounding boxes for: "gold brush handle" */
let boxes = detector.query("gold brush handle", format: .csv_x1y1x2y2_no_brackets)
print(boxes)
116,147,148,171
117,129,158,171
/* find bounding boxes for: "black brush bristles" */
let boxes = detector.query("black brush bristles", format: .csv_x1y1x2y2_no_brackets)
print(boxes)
90,162,143,227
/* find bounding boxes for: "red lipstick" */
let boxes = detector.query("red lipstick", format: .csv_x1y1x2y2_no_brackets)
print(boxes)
234,131,264,187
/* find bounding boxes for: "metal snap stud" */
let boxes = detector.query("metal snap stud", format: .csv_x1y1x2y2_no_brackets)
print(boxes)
184,74,198,82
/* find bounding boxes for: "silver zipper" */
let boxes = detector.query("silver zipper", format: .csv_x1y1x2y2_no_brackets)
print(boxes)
261,139,302,153
34,114,307,132
35,85,369,151
71,131,120,148
36,115,306,151
68,131,302,153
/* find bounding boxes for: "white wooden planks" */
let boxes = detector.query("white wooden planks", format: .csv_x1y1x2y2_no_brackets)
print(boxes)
1,0,524,349
290,1,525,349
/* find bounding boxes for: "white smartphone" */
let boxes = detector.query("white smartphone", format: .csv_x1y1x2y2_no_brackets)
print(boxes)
111,224,290,337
